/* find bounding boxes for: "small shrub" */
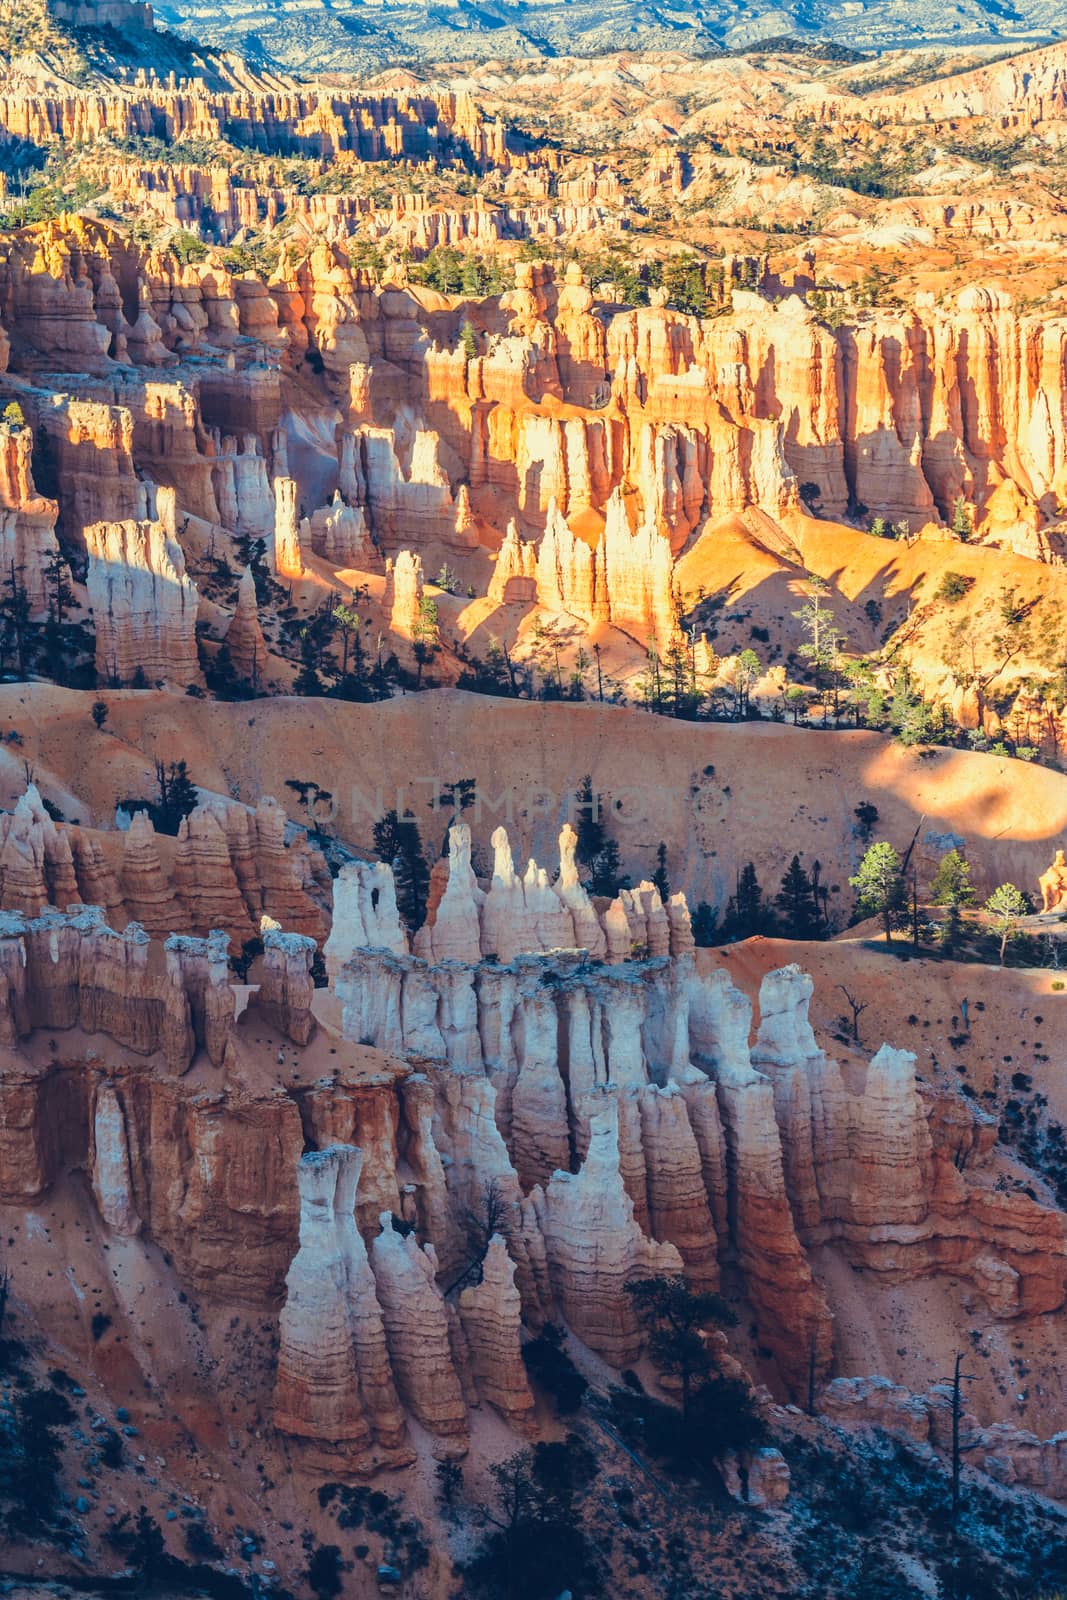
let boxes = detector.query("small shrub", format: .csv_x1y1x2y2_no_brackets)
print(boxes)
183,1520,222,1560
307,1543,343,1598
936,571,974,605
522,1325,588,1413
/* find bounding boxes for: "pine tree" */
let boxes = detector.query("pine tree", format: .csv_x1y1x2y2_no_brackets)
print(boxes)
723,862,771,940
984,882,1028,965
207,641,241,700
733,648,761,719
664,637,699,718
785,684,809,724
152,759,198,835
412,594,440,688
635,644,664,714
931,848,973,905
573,776,606,866
0,559,31,677
332,601,361,678
934,851,979,960
950,496,973,542
792,585,837,694
810,858,831,936
931,848,975,914
373,808,430,931
333,611,371,701
589,838,626,898
849,841,908,943
43,550,74,626
853,801,879,842
776,854,819,939
625,1275,736,1419
651,842,670,903
292,652,324,697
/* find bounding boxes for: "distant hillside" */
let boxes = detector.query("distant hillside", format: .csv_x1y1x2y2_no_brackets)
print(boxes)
154,0,1067,74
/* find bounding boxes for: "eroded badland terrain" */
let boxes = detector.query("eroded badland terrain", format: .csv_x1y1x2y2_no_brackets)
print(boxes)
7,3,1067,1596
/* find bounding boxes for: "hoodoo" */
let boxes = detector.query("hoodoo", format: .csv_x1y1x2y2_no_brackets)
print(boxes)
6,11,1067,1595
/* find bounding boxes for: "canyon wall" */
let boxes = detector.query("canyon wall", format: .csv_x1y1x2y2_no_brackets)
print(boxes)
0,811,1065,1472
5,215,1067,702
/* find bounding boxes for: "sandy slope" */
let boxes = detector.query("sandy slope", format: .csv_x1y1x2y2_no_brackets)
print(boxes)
9,685,1065,916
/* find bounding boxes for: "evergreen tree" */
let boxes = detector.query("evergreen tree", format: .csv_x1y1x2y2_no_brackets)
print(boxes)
635,644,664,714
984,882,1028,965
43,550,74,626
651,841,670,903
785,684,809,724
625,1276,736,1419
567,645,589,701
891,685,941,746
373,808,430,931
459,319,478,361
810,858,831,936
206,641,241,700
776,854,819,939
931,848,974,906
39,548,78,682
664,637,699,718
292,650,324,697
234,534,272,605
932,848,975,955
570,779,630,895
845,659,883,728
371,644,398,701
328,597,371,700
723,862,771,940
412,594,440,688
152,759,198,835
284,779,333,837
332,600,362,678
334,636,373,701
589,838,627,898
792,582,838,695
849,841,908,943
573,776,606,866
733,648,761,719
853,800,879,842
951,496,973,542
0,560,31,677
691,901,718,947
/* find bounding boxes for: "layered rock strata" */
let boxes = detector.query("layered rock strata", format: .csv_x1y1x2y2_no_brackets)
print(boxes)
274,1146,411,1472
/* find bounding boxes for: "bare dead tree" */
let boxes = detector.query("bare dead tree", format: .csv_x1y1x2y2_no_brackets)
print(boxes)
837,985,869,1045
942,1351,977,1533
444,1177,513,1296
807,1333,819,1416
